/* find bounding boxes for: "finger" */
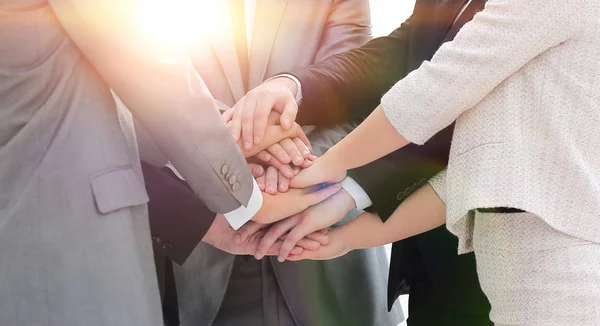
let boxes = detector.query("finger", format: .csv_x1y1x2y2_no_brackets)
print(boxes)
278,170,290,192
266,143,292,164
279,138,303,166
265,241,304,256
221,108,235,123
265,166,279,195
305,231,329,245
256,175,266,191
266,157,294,179
319,228,329,234
295,128,313,153
256,215,300,259
292,166,302,175
278,219,322,261
247,163,264,178
279,96,298,130
286,249,323,261
230,98,245,141
299,159,313,169
293,137,311,159
309,154,318,161
296,238,321,251
235,221,264,245
241,95,258,150
253,96,276,145
255,151,273,165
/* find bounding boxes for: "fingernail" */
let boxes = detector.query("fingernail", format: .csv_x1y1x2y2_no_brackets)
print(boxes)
234,235,241,244
254,136,260,144
278,256,285,262
279,183,286,191
268,186,275,193
282,119,291,128
303,149,310,155
244,141,252,149
294,155,303,164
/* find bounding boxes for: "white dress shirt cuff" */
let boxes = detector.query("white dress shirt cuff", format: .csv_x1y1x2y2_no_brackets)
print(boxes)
165,162,263,230
341,177,372,211
223,179,263,230
267,74,303,103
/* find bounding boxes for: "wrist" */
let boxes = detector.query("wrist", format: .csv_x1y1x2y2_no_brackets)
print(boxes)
339,188,357,211
271,77,298,99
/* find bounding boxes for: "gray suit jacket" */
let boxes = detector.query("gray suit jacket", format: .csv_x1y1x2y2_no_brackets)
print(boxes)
161,1,403,325
0,1,254,325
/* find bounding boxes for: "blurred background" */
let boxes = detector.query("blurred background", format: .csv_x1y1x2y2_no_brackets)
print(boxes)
369,1,416,324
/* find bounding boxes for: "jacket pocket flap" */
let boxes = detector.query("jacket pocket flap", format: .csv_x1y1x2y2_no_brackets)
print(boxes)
90,165,149,214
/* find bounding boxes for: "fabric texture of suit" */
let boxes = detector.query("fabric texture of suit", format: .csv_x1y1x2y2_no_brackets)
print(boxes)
0,1,254,325
286,0,493,324
144,1,401,325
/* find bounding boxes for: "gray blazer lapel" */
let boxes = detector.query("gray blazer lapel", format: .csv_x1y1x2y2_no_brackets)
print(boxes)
248,0,288,89
209,2,247,101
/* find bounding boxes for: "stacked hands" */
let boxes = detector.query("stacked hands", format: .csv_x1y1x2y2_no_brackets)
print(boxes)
205,78,378,263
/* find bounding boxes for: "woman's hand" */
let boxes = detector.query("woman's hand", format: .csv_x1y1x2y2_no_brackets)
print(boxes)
285,227,351,261
252,183,343,224
284,212,383,261
290,151,347,189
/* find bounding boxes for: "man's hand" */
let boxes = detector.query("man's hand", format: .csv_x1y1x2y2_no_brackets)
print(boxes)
252,184,343,224
226,77,299,150
202,214,308,256
255,189,356,261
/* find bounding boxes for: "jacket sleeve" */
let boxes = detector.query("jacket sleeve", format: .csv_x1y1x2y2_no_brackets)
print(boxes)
49,0,255,214
143,162,215,265
380,0,586,145
288,15,415,126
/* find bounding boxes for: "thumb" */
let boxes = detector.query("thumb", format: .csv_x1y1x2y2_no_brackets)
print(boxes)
221,108,235,123
279,97,298,130
235,221,265,245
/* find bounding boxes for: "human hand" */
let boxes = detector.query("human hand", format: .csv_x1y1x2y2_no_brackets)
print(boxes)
290,151,347,189
252,137,317,174
225,77,299,150
202,214,306,256
254,189,356,261
255,165,301,194
252,184,343,224
285,212,384,261
234,218,329,257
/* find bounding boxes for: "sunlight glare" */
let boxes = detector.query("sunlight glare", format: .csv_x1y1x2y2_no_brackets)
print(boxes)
135,0,225,50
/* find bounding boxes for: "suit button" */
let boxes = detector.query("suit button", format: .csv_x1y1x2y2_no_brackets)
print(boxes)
221,164,230,175
151,236,161,245
232,182,240,191
162,242,173,251
229,175,237,185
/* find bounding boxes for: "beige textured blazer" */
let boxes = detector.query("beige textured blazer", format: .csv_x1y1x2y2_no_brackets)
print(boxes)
380,0,600,250
0,1,254,325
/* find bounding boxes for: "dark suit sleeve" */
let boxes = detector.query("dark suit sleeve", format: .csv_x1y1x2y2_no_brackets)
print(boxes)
288,18,414,127
348,124,454,221
142,161,216,265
